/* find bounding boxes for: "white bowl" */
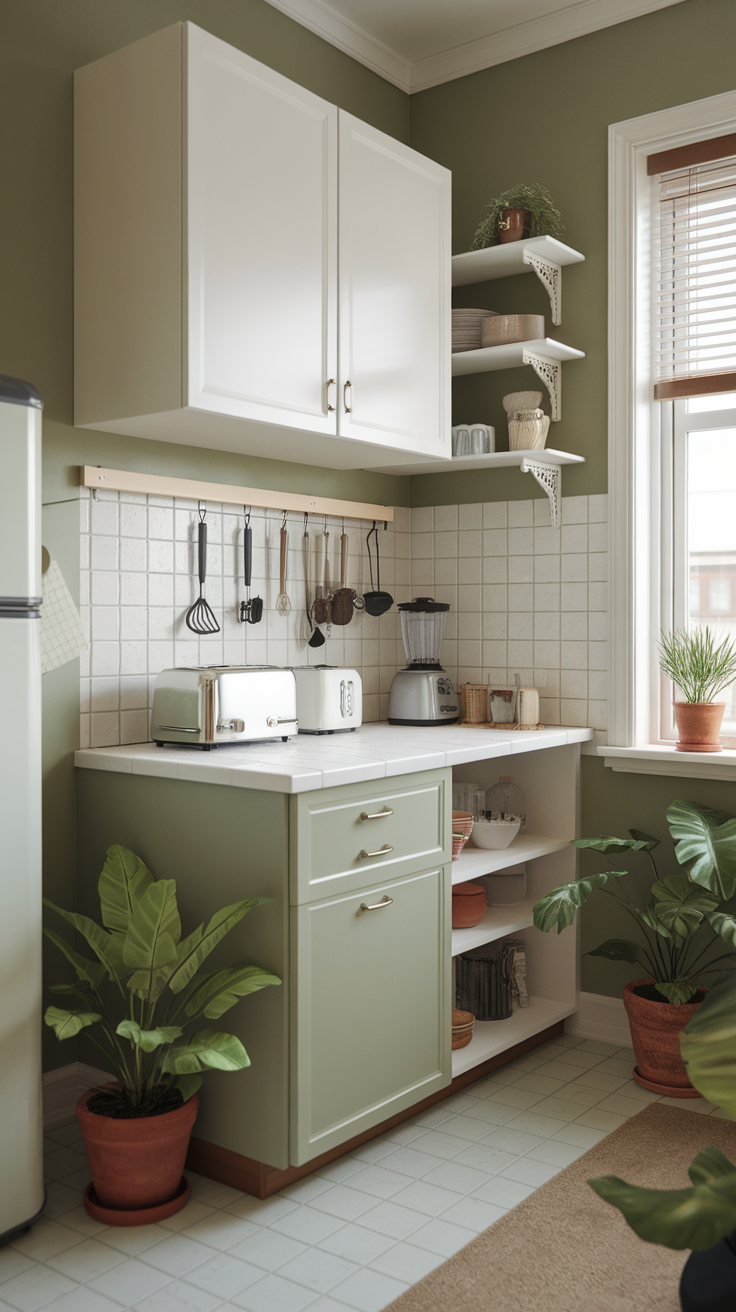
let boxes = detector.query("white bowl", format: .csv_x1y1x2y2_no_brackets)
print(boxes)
470,819,521,850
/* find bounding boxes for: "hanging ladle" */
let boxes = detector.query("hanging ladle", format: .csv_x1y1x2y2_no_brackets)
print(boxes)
186,503,221,635
364,521,393,617
238,507,263,624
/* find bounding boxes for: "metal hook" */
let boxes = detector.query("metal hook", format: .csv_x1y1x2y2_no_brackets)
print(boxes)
244,505,251,527
198,500,206,523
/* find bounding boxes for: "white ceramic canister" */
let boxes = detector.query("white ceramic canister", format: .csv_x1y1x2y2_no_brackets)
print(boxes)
517,687,540,725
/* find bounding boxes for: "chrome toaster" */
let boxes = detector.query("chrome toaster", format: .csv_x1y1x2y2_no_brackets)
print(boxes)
151,666,298,748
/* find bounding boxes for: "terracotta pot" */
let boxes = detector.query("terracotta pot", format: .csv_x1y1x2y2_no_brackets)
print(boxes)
77,1088,198,1219
498,208,531,243
623,978,705,1096
673,702,726,752
452,881,487,928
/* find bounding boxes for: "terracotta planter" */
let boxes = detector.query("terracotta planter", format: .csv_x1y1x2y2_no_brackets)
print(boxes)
673,701,725,752
77,1089,198,1223
623,978,705,1096
498,208,531,243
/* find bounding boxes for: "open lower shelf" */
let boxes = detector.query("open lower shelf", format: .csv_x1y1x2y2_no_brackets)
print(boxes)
452,996,577,1077
451,901,536,956
452,834,569,885
451,237,585,287
374,447,584,478
451,336,584,377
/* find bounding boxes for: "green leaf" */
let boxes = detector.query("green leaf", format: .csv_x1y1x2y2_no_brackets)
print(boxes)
572,836,657,854
586,939,644,964
681,972,736,1118
667,800,736,899
44,1005,102,1040
533,872,627,934
707,912,736,948
43,928,107,988
649,873,719,943
98,846,154,934
629,828,661,850
161,1029,251,1074
589,1148,736,1250
122,881,181,1000
165,899,269,995
116,1020,183,1052
184,966,282,1020
656,978,698,1005
174,1074,203,1103
638,905,670,938
43,899,122,983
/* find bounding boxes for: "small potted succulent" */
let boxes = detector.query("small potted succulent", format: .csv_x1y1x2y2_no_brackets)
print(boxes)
659,626,736,752
44,845,280,1225
589,971,736,1310
471,183,564,249
533,800,736,1096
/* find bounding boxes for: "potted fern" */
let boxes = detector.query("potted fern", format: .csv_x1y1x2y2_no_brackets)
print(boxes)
471,183,564,249
533,800,736,1096
44,845,280,1225
659,626,736,752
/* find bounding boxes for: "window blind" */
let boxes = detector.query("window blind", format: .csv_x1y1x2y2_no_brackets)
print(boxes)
654,153,736,400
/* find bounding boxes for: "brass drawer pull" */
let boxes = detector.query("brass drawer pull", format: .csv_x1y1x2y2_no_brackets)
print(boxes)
359,807,394,821
358,844,393,859
359,895,393,912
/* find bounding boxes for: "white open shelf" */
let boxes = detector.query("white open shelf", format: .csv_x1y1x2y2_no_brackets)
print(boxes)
452,901,536,956
451,834,570,885
451,337,584,377
452,996,577,1078
451,237,585,287
374,447,584,479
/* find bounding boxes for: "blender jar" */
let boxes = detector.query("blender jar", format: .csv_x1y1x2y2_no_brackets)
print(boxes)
398,597,450,668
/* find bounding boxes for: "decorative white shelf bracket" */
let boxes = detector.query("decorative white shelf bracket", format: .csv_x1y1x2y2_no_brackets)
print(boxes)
522,350,561,420
523,251,562,325
521,457,561,525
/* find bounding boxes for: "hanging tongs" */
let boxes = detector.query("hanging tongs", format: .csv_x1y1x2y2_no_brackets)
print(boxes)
238,508,263,624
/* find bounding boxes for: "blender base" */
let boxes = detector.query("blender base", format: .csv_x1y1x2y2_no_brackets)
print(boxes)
387,715,460,726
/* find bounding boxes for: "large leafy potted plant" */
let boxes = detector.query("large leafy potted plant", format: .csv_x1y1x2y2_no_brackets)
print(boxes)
589,970,736,1312
659,627,736,753
44,845,280,1225
471,182,564,249
533,800,736,1095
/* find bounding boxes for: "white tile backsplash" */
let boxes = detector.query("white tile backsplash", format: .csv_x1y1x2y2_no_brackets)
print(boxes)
80,490,607,746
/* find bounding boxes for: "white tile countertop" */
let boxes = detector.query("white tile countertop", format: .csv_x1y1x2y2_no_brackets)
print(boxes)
74,723,594,794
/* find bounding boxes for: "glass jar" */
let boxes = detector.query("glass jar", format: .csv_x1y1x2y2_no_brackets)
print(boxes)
486,776,526,828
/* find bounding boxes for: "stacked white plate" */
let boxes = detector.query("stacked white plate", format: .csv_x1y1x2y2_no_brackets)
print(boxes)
452,308,497,353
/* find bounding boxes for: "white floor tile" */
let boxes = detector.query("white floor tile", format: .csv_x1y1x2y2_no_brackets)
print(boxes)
225,1196,299,1226
568,1069,629,1093
594,1093,650,1117
277,1247,359,1294
550,1124,607,1150
525,1140,587,1168
139,1232,215,1276
369,1242,444,1284
308,1186,377,1222
449,1143,518,1175
303,1299,354,1312
377,1146,445,1178
269,1207,346,1246
47,1208,106,1240
0,1252,34,1286
553,1083,606,1108
184,1252,264,1299
614,1080,661,1103
337,1166,414,1201
232,1271,320,1312
356,1201,426,1240
437,1196,506,1233
44,1124,84,1149
316,1226,394,1266
500,1157,562,1187
86,1256,171,1304
388,1181,464,1218
188,1179,247,1209
523,1096,586,1122
508,1073,568,1096
316,1159,369,1185
546,1048,603,1071
330,1267,409,1312
228,1227,307,1272
97,1224,167,1257
458,1100,520,1127
134,1279,224,1311
380,1123,428,1147
431,1115,490,1144
0,1264,77,1312
407,1128,476,1159
481,1087,543,1111
179,1212,260,1252
573,1039,621,1057
573,1109,628,1132
11,1222,84,1263
41,1148,88,1182
38,1184,81,1219
593,1057,635,1078
421,1161,493,1194
45,1237,126,1281
350,1140,397,1166
41,1289,121,1312
478,1126,542,1155
405,1217,476,1258
470,1177,535,1209
158,1200,216,1233
279,1178,334,1205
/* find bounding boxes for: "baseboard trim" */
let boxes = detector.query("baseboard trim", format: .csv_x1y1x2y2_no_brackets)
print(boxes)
43,1062,113,1127
565,991,630,1047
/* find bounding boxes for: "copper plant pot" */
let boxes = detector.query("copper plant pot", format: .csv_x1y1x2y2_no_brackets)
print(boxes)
673,701,726,753
77,1088,199,1223
498,208,531,243
623,978,705,1096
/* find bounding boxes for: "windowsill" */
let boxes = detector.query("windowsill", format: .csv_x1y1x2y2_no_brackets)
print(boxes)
600,743,736,780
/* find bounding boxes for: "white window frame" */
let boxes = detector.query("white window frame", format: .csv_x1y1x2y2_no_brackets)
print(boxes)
605,90,736,779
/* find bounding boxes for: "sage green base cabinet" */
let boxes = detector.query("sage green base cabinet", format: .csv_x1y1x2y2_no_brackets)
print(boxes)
75,766,451,1173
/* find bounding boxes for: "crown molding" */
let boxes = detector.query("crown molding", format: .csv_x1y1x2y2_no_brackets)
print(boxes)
263,0,687,94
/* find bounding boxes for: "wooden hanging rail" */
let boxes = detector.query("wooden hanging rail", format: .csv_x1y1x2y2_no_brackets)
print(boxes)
80,466,395,523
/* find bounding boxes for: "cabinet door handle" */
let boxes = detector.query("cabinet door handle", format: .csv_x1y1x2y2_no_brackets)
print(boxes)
359,895,393,912
343,380,352,413
358,844,393,859
359,807,394,821
326,378,336,412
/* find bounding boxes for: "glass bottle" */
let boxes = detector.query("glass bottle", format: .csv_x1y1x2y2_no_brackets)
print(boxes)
486,775,526,828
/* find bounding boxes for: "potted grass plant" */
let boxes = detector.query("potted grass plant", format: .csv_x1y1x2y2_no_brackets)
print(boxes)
44,844,280,1225
533,800,736,1096
471,182,565,249
659,626,736,752
589,970,736,1312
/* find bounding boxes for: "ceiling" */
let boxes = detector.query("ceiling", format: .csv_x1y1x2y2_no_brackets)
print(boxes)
263,0,686,92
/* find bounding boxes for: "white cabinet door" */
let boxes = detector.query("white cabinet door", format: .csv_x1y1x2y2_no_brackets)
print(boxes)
338,112,451,461
186,26,338,436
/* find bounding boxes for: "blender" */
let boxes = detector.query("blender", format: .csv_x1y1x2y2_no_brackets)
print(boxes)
388,597,460,726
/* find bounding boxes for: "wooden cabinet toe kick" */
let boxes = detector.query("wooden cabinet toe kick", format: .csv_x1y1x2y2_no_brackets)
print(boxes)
186,1019,563,1199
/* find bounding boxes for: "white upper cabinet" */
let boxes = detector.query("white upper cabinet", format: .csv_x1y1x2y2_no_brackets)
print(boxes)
74,23,451,471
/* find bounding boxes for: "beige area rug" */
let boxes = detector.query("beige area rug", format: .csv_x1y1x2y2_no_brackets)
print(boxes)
386,1104,736,1312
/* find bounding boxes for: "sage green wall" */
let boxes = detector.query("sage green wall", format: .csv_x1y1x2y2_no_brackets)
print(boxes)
0,0,409,1070
409,0,736,507
409,0,736,996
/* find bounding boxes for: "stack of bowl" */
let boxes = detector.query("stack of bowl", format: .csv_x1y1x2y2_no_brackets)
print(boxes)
452,1008,475,1050
452,810,474,860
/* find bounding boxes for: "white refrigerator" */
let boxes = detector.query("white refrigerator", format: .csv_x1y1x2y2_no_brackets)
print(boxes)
0,377,45,1241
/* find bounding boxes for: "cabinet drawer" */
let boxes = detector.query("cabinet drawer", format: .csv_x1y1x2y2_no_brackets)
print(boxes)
290,769,450,904
290,865,451,1165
